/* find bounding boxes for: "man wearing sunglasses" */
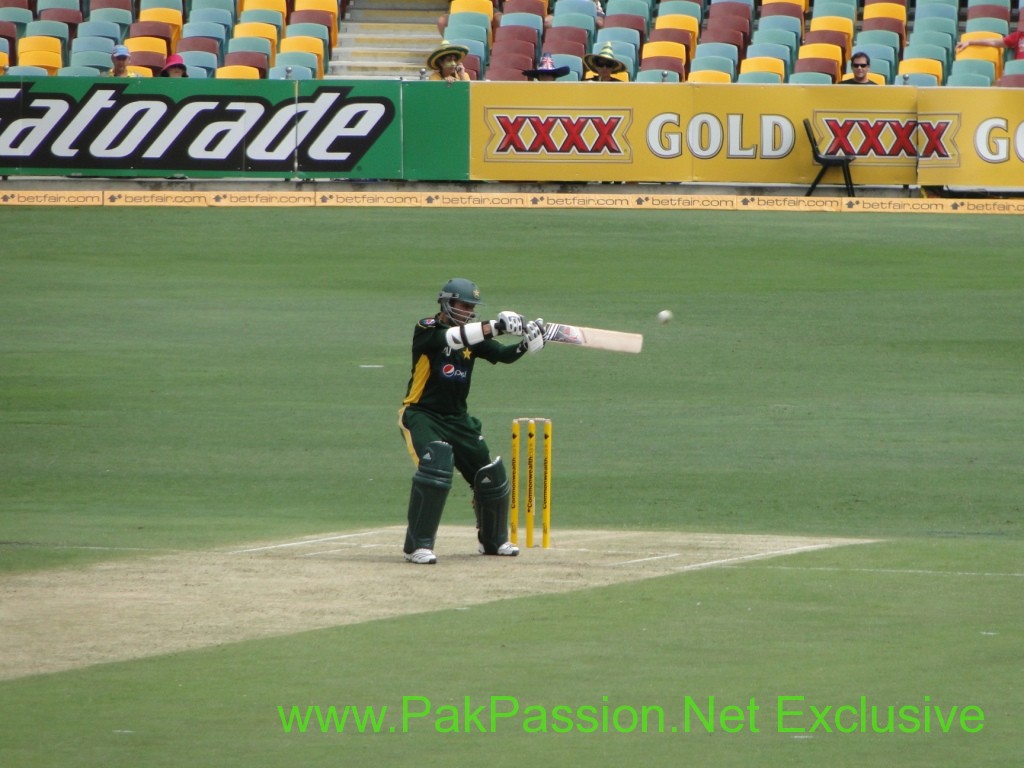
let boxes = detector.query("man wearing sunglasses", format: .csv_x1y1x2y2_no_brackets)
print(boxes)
842,52,877,85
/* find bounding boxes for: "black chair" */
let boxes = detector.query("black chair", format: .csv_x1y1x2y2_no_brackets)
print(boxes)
803,118,855,197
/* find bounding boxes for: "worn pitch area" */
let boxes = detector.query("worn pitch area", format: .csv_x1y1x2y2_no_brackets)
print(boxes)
0,527,874,680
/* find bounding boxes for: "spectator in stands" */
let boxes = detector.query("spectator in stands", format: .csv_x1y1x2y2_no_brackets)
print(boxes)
545,0,604,30
105,45,135,77
523,54,570,81
956,28,1024,61
160,54,188,78
842,52,877,84
438,1,501,37
427,41,472,83
583,41,627,81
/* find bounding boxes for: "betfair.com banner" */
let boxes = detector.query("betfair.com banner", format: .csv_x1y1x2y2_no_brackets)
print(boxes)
1,78,1021,187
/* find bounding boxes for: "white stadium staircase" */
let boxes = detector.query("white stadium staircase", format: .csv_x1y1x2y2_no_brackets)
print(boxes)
330,0,449,80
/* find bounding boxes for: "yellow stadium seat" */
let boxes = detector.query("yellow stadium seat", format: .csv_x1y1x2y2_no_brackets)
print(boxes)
450,0,494,17
809,15,853,59
138,7,183,49
125,35,169,56
278,33,323,77
740,55,786,81
215,63,262,78
956,31,1005,80
17,34,64,59
127,64,154,76
898,56,944,83
17,49,62,74
233,20,278,65
241,0,288,16
863,2,907,24
642,39,688,67
687,68,732,82
654,14,699,60
798,41,843,74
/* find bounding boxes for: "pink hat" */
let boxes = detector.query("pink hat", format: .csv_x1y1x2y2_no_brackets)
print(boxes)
160,54,187,76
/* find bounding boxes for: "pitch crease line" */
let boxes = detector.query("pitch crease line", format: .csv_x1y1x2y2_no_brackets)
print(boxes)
227,531,385,554
608,543,841,570
607,553,682,565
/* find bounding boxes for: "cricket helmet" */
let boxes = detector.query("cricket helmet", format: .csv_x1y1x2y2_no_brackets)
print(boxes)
438,278,482,325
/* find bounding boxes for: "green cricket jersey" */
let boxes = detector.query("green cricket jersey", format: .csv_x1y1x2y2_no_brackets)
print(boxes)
402,315,526,415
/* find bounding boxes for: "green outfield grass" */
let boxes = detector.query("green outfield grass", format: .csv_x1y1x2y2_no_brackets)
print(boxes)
1,208,1021,766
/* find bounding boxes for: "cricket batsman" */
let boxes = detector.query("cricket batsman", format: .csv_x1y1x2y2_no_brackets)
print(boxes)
398,278,544,564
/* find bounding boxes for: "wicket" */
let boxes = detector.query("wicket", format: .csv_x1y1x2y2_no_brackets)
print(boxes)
510,418,552,549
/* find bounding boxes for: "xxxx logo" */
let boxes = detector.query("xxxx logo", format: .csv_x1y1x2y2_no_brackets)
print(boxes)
485,109,632,162
819,117,958,160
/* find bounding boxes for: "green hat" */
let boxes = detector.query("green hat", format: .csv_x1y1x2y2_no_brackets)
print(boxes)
427,40,470,71
584,42,626,74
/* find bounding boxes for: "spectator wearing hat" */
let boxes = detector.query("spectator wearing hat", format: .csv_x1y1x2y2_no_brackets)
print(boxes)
523,54,571,81
427,40,471,83
583,41,628,81
105,45,135,77
160,54,188,78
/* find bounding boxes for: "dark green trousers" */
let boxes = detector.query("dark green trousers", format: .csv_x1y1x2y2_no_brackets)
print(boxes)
399,406,494,488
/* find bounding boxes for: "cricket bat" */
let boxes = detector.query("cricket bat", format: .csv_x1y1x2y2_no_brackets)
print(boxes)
542,322,644,354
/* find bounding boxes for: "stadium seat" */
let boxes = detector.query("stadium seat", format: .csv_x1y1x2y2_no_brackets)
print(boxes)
274,48,318,76
138,7,183,48
635,67,681,81
900,72,939,86
72,35,115,54
788,70,833,84
686,67,731,82
689,54,735,80
657,0,702,27
996,73,1024,87
638,53,685,79
500,11,544,48
129,50,167,75
128,21,176,56
502,0,546,16
5,64,51,75
17,48,63,73
87,8,133,39
793,56,839,83
285,21,329,63
215,62,260,77
945,72,992,86
24,20,71,63
70,48,113,69
57,64,102,76
289,9,336,48
803,118,854,197
483,64,528,80
178,48,218,76
549,51,584,79
736,70,782,83
951,57,996,84
268,62,313,78
0,7,32,40
224,49,268,77
491,36,535,61
740,55,785,80
191,0,237,25
278,34,324,75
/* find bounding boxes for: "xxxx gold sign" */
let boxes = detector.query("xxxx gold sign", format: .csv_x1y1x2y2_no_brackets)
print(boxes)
483,108,633,163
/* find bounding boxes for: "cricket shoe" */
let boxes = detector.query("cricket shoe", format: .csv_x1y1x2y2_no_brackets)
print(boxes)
478,542,519,557
404,548,437,565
